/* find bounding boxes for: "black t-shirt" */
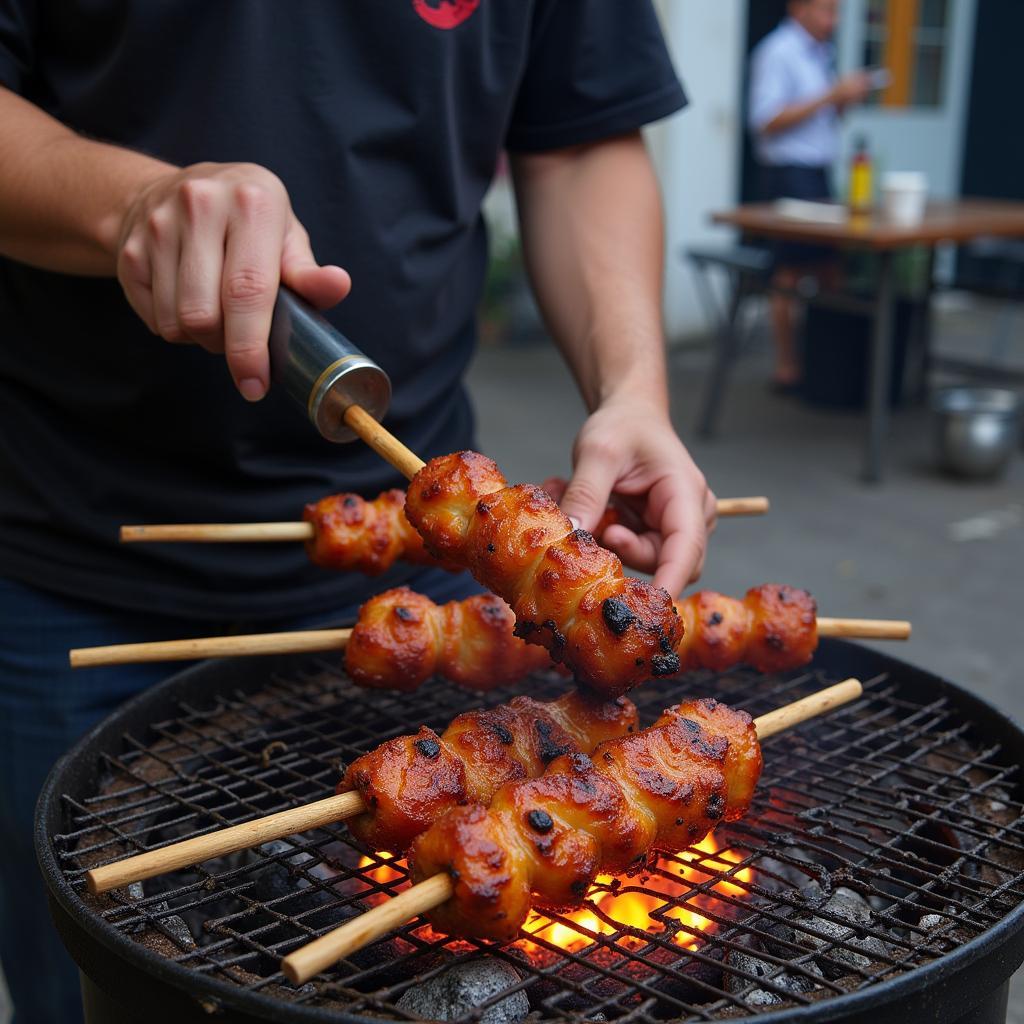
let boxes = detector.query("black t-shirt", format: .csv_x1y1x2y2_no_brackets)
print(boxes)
0,0,685,621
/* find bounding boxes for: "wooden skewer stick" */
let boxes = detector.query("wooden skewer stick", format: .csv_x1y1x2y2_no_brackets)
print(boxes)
716,496,770,516
284,872,456,985
120,522,316,543
816,617,910,640
339,407,776,523
85,791,366,896
119,497,771,544
69,615,909,669
280,678,864,984
344,404,425,480
751,677,863,741
69,630,353,668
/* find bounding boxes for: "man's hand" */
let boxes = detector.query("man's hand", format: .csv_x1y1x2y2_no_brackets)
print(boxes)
829,71,873,109
117,162,351,400
545,401,716,597
0,93,350,399
758,71,872,136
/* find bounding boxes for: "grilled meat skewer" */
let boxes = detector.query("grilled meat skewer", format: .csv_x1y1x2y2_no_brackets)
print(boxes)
405,451,682,696
279,679,863,984
121,490,767,570
85,690,637,894
304,488,457,575
345,587,553,692
411,695,759,940
73,583,909,689
303,488,619,576
348,582,816,692
341,690,637,851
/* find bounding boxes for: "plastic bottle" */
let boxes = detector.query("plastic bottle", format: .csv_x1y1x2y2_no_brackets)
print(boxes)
848,135,873,213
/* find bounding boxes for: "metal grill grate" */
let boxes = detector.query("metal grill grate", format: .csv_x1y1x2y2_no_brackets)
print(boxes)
53,660,1024,1022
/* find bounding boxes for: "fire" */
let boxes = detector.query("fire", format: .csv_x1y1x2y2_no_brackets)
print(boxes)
520,835,753,954
356,834,753,955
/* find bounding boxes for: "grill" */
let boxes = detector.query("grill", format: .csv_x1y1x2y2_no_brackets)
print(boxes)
37,640,1024,1024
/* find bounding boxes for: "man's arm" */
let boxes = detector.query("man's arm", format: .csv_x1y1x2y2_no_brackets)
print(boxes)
757,73,872,136
0,87,348,398
0,86,169,273
510,131,715,596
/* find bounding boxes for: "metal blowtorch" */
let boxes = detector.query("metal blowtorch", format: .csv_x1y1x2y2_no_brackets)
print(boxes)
268,287,391,443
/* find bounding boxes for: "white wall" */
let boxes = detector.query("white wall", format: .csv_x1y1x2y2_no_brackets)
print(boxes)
650,0,747,342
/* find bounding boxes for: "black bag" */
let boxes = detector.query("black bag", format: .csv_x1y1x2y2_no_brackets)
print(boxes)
799,299,914,410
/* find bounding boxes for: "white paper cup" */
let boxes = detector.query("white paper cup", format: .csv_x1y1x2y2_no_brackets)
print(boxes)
881,171,928,226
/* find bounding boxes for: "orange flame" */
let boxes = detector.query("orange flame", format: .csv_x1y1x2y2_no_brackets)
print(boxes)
356,834,753,956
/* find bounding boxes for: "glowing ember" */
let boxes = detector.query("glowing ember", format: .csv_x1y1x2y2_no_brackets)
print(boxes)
356,834,753,956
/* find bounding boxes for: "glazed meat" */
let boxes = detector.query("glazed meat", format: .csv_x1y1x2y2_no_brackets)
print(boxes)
304,490,458,575
410,697,760,941
303,489,617,578
674,584,818,674
344,587,555,692
404,452,683,696
340,691,639,852
343,583,819,694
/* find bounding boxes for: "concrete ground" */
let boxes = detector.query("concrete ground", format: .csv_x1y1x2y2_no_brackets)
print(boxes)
466,294,1024,1019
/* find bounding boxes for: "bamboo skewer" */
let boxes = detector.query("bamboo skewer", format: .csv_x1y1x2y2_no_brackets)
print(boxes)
70,630,353,668
119,497,771,544
85,791,366,896
815,617,910,640
344,404,425,480
121,522,316,543
280,678,864,984
714,496,770,517
69,615,910,669
283,872,455,978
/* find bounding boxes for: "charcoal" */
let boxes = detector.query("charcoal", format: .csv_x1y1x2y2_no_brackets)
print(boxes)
982,785,1011,814
396,958,529,1024
250,839,359,927
251,840,316,901
762,890,888,979
126,883,196,949
919,913,946,930
754,847,822,894
745,988,784,1008
159,913,196,950
834,888,872,917
724,946,822,1007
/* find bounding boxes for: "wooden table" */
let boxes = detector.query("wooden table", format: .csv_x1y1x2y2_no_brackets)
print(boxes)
709,199,1024,481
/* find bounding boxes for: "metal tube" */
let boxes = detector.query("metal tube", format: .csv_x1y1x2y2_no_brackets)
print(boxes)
268,288,391,443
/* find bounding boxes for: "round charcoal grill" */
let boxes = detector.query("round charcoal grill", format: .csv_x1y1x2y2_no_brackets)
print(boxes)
37,641,1024,1024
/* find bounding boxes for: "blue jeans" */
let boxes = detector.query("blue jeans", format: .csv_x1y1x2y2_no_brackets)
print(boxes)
0,570,477,1024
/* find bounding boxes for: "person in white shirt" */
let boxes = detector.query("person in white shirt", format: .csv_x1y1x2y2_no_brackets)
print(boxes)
748,0,871,390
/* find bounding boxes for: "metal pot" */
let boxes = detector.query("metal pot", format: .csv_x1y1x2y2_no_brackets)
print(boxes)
931,387,1022,479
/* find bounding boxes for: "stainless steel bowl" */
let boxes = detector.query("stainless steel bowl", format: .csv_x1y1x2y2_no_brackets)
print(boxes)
931,387,1022,479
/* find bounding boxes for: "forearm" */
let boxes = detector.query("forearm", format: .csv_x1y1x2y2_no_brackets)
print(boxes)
760,92,831,136
510,132,669,416
0,87,171,274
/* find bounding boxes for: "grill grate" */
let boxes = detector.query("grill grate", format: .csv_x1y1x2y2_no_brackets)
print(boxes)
54,661,1024,1022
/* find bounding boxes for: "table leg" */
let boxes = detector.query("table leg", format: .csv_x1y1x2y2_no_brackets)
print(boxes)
864,250,895,483
907,246,936,403
696,271,747,438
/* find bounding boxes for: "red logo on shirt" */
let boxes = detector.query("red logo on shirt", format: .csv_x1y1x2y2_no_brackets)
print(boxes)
412,0,480,30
